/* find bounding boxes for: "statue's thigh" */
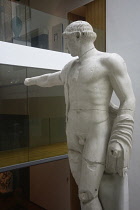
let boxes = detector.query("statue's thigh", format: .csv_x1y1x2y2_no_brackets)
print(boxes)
66,130,83,185
83,119,110,163
66,122,83,153
79,158,105,197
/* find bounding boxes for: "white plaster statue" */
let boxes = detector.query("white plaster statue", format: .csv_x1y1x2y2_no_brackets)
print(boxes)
24,21,135,210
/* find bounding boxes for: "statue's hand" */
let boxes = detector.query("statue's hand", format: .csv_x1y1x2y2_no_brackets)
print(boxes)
105,142,124,176
24,78,35,86
108,142,122,158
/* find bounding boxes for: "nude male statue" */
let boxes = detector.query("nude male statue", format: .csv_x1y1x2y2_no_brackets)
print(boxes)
24,21,135,210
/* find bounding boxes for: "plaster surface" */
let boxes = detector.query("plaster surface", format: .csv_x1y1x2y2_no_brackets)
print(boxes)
24,21,135,210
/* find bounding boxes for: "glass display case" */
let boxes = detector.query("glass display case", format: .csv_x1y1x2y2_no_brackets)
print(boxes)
0,64,67,168
0,0,69,52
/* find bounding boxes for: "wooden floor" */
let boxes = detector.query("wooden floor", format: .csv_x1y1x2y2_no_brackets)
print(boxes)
0,142,68,168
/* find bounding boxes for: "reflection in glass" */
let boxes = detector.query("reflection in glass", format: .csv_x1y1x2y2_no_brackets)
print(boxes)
0,64,67,168
0,64,28,167
0,0,30,45
27,68,67,161
0,0,69,52
0,0,12,42
0,0,106,52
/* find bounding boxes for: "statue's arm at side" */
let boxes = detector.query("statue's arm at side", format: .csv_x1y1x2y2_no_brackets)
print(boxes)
108,54,135,116
106,54,136,176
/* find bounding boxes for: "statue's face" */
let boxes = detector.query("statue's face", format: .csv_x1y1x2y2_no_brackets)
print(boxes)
64,34,80,57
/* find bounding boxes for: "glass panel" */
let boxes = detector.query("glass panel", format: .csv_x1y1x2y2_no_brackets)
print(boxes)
0,0,13,42
0,0,29,45
0,64,67,168
0,0,106,52
0,0,69,52
0,64,29,167
27,68,67,161
27,8,68,52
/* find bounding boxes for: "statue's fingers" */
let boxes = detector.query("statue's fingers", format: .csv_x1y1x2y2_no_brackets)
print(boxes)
109,147,115,155
24,78,31,86
109,148,120,158
24,78,28,85
113,150,119,158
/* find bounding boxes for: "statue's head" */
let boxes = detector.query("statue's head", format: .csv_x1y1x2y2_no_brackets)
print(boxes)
63,21,97,57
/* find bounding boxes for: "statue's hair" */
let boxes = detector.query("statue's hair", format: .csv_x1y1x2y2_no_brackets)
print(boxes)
63,21,97,41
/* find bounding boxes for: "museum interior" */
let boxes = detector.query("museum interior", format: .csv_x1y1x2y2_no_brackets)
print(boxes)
0,0,139,209
0,0,105,209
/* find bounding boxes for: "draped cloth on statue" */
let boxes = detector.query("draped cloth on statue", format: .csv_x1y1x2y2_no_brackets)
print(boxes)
105,103,134,176
99,103,134,210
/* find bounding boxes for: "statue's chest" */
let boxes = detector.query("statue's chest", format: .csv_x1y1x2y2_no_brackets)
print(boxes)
68,62,101,85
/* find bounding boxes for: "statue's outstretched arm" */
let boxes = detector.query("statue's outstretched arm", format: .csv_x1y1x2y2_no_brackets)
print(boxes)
105,54,136,176
24,71,64,87
24,59,75,88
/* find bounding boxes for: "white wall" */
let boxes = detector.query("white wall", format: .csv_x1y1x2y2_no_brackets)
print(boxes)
106,1,140,210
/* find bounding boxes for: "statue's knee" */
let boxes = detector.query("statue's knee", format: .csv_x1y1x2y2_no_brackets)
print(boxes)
68,149,82,162
79,191,97,204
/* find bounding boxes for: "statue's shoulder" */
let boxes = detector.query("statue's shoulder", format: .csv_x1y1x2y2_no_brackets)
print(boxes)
63,58,77,72
107,53,125,65
99,52,127,75
99,52,124,63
